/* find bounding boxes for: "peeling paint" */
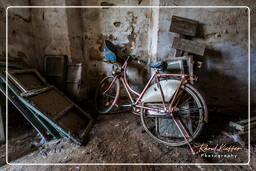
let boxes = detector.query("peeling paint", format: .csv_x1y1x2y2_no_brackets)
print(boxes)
124,11,138,53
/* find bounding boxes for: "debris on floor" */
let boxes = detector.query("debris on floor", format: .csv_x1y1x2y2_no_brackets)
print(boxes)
0,113,253,168
222,117,256,146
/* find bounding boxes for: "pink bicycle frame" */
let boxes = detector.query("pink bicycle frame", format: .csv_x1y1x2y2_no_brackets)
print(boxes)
115,58,193,112
105,57,198,154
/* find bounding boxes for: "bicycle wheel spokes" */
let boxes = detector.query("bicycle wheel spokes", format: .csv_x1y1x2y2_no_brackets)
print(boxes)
95,76,120,114
142,111,189,144
141,84,206,147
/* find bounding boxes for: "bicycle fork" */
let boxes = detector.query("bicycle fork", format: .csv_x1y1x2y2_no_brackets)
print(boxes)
167,78,197,155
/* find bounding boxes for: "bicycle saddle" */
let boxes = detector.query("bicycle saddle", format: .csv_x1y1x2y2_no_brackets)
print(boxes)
149,61,167,70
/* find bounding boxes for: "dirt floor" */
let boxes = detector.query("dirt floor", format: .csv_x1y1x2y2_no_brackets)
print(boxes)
0,112,255,171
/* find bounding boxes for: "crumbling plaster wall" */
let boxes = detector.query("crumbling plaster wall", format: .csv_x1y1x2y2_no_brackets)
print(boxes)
30,0,72,72
81,0,153,96
0,0,36,66
25,0,155,99
30,0,85,66
1,0,156,101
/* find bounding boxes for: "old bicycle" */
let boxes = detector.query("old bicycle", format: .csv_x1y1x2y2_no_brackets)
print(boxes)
95,40,208,154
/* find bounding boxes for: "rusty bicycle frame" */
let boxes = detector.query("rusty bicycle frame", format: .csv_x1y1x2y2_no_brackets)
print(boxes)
103,56,198,154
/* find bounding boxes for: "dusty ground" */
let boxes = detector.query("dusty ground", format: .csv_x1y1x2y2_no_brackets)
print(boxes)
0,113,255,171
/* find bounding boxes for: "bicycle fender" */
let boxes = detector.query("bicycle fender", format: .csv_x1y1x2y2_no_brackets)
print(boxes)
141,80,181,103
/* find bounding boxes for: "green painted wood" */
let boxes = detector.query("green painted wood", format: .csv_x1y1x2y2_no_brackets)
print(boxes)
0,76,59,140
6,69,94,145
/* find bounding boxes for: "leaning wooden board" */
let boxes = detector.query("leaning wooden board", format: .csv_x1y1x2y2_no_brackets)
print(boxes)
172,37,206,56
0,66,61,141
0,79,54,141
6,69,94,145
0,74,61,141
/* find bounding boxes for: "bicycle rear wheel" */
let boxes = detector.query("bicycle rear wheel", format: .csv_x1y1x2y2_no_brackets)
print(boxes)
95,76,120,114
140,84,207,146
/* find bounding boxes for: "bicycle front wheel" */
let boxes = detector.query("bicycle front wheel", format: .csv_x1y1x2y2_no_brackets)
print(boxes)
140,84,208,147
95,76,120,114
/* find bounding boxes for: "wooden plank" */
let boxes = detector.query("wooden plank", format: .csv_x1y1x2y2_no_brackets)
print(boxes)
229,121,244,131
172,37,206,56
0,74,60,140
0,61,26,69
222,128,256,146
174,35,186,57
20,86,54,97
53,104,74,120
7,69,49,93
23,88,94,144
237,116,256,125
4,69,94,145
170,15,198,37
0,104,5,143
229,119,256,131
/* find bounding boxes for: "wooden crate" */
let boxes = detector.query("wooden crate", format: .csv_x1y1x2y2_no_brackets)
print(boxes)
172,37,206,56
170,16,198,37
7,69,49,93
